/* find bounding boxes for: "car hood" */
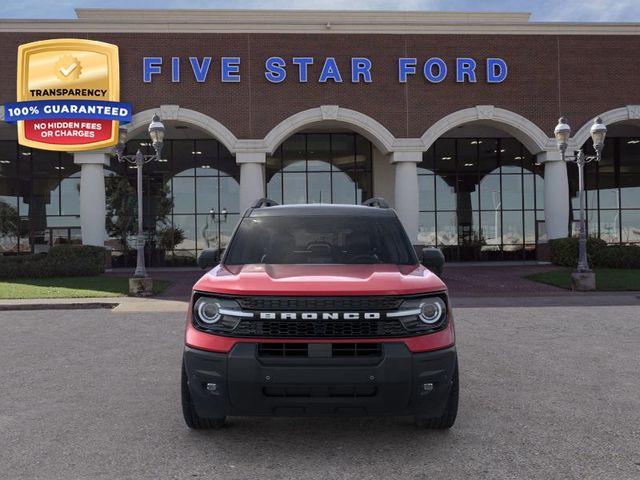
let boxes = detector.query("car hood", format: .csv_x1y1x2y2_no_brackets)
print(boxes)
193,264,446,296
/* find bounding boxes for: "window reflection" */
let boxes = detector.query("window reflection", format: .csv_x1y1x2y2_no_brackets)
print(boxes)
419,137,543,261
265,133,373,205
568,137,640,245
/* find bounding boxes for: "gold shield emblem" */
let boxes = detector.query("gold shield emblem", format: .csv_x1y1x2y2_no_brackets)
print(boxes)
16,38,121,151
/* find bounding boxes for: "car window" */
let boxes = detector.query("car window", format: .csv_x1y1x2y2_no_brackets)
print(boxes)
224,214,417,265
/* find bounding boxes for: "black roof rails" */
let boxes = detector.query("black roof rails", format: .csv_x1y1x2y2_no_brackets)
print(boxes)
250,198,280,209
362,197,389,208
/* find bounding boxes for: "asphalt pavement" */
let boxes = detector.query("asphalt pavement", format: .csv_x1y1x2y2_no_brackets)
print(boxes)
1,305,639,480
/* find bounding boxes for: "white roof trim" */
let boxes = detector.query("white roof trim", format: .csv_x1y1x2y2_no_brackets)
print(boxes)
0,9,639,34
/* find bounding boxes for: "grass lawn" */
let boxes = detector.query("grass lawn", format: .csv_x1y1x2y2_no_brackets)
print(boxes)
526,268,640,291
0,276,170,299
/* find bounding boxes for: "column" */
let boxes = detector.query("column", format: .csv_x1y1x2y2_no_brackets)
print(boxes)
74,150,110,246
538,151,569,239
391,151,422,244
236,151,266,213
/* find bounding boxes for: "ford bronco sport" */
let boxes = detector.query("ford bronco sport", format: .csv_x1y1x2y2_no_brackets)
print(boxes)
182,198,458,429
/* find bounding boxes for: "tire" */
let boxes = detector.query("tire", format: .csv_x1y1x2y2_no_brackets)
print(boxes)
415,362,459,429
181,363,226,429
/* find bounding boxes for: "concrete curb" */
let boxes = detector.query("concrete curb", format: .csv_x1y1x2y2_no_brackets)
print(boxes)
0,302,119,311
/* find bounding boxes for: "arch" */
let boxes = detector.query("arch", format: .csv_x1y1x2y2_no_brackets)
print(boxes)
420,106,552,154
127,105,239,154
263,106,396,155
572,105,640,148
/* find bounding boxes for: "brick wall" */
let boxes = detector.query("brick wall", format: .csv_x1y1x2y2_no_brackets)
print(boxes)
1,32,638,140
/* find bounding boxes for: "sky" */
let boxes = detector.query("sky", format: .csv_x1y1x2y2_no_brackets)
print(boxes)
1,0,639,22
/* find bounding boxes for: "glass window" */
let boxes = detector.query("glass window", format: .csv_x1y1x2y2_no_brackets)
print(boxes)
477,139,499,174
0,141,18,177
502,175,523,210
307,134,331,171
502,211,524,246
196,177,219,214
330,134,353,172
435,176,456,210
479,175,501,211
219,147,237,179
523,174,536,210
267,133,372,206
172,214,196,250
418,211,436,246
282,135,305,172
194,139,218,175
457,210,480,244
173,140,195,176
621,210,640,243
434,139,456,176
60,177,80,215
598,170,618,209
219,176,239,213
308,172,331,203
620,174,640,209
266,172,283,204
457,138,478,173
32,150,58,177
282,173,307,204
354,171,372,204
419,175,435,211
437,211,457,245
331,171,355,205
481,210,502,246
225,215,417,265
456,175,479,210
355,135,371,170
524,210,536,245
172,177,195,214
419,148,434,174
620,138,640,174
599,210,620,243
500,138,523,174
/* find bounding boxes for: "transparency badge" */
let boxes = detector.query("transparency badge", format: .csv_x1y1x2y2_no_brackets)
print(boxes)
4,39,132,151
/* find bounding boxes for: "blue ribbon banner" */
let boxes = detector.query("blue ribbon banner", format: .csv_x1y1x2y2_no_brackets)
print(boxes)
4,100,132,124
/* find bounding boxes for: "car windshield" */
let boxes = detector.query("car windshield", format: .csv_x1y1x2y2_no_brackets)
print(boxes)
224,214,417,265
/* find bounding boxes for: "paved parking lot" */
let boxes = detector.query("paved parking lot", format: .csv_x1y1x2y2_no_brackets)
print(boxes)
1,305,639,480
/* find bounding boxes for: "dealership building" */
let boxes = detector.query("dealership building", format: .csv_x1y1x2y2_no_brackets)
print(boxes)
0,9,639,265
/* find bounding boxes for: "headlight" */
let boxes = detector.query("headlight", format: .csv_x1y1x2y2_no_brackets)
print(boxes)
418,297,446,324
395,295,448,332
194,297,221,324
192,295,248,332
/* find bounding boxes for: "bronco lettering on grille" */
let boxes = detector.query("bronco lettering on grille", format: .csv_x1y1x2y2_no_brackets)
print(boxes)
258,312,382,320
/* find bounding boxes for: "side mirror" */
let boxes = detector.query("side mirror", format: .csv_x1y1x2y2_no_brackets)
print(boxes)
420,247,445,277
197,248,222,269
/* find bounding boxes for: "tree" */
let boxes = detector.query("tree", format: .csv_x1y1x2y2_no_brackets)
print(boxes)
0,201,21,250
104,176,173,252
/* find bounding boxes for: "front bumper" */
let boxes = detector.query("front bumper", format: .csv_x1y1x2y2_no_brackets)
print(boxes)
183,343,457,418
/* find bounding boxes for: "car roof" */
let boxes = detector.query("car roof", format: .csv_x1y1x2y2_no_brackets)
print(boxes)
247,203,396,218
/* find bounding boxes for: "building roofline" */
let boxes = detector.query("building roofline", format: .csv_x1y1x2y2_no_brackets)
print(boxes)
73,9,533,23
0,9,638,35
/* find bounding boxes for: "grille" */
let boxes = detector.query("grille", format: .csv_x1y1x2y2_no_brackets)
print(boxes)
234,320,407,338
235,296,404,311
332,343,382,357
257,343,382,357
257,343,309,357
263,385,377,398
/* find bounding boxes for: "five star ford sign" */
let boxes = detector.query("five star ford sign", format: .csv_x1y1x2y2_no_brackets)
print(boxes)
4,39,132,152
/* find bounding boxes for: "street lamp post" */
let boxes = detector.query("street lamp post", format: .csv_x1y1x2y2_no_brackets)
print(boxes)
553,116,607,289
113,114,165,293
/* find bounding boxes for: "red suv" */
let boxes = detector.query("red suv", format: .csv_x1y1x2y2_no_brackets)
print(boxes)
182,199,458,429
